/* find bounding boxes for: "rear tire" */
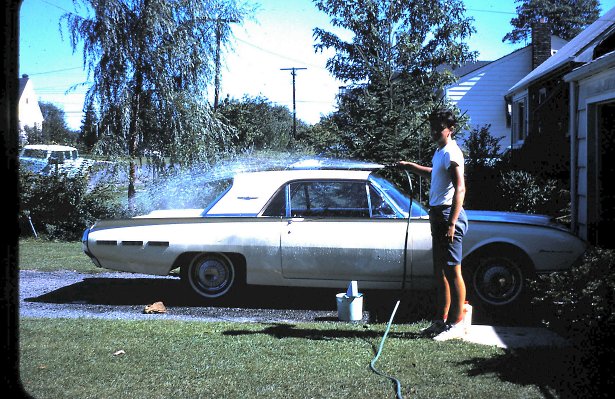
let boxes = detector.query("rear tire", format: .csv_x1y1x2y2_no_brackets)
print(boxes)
181,253,237,299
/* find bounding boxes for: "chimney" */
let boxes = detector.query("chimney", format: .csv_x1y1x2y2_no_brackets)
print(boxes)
532,17,551,70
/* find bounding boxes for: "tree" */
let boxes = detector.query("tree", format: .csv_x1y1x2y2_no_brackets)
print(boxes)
79,100,99,151
61,0,252,208
312,0,476,166
503,0,600,44
216,95,305,152
35,102,76,145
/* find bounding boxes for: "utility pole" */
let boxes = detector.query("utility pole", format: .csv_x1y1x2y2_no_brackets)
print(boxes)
280,67,306,139
214,18,238,111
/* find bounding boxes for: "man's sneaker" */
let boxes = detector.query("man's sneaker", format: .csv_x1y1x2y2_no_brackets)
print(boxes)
433,322,465,341
420,320,447,337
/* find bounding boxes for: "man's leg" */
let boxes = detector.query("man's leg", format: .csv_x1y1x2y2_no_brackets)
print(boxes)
443,264,466,324
436,263,451,321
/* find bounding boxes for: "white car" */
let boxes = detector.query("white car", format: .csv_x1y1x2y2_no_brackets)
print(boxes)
19,144,89,176
82,159,586,308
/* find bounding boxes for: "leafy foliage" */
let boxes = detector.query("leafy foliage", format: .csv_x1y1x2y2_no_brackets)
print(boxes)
503,0,600,44
79,101,99,151
25,102,77,145
461,124,568,217
19,170,120,240
496,170,564,214
216,95,306,152
61,0,253,203
530,247,615,391
312,0,476,166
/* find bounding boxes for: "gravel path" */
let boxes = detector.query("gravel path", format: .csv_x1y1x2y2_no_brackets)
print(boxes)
17,270,368,324
18,270,538,326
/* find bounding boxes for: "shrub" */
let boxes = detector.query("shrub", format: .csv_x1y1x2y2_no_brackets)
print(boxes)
530,246,615,389
531,247,615,337
496,170,568,217
19,170,121,240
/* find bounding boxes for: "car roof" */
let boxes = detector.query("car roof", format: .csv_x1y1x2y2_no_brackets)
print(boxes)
23,144,78,152
206,168,376,216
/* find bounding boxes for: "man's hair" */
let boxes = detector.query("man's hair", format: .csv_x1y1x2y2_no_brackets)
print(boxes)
429,108,457,129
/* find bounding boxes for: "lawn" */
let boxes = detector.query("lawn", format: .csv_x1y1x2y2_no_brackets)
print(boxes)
19,318,588,399
16,239,601,398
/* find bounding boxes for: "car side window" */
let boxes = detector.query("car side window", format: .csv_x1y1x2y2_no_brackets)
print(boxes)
288,181,369,218
262,187,287,217
369,185,397,218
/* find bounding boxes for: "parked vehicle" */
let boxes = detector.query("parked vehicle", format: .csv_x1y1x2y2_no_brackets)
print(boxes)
82,159,586,308
19,144,92,176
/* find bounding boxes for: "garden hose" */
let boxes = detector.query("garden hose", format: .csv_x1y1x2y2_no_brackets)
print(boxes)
369,299,404,399
367,168,414,398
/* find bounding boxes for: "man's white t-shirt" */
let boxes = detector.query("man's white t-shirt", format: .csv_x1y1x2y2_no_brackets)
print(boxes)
429,139,464,207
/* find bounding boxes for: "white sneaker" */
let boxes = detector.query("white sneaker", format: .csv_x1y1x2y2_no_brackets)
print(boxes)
433,322,464,341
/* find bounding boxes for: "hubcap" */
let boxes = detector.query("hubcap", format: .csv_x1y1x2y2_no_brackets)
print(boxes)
475,260,522,305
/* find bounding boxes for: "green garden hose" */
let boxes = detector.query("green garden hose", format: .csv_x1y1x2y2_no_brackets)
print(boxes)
369,299,404,399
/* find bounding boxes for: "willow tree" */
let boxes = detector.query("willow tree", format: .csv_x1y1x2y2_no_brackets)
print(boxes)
312,0,476,166
62,0,252,207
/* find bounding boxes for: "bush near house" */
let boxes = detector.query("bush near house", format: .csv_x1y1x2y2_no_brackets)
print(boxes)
463,124,569,220
529,246,615,393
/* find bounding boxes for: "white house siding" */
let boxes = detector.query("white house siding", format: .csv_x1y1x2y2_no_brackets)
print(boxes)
446,47,532,152
565,53,615,242
18,76,44,143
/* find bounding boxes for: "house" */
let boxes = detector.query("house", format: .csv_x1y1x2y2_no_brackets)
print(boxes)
445,24,567,152
563,13,615,248
18,74,44,144
506,7,615,247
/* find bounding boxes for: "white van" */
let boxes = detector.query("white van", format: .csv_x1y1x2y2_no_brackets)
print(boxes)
19,144,85,175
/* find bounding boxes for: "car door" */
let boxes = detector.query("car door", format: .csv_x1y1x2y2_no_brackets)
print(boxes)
279,180,408,282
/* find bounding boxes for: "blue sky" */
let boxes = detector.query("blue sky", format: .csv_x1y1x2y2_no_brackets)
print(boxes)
18,0,615,130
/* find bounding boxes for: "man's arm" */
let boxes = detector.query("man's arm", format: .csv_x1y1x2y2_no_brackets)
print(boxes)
446,162,466,242
398,160,432,179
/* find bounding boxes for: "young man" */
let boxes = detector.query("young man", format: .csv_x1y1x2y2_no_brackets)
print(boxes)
398,108,468,339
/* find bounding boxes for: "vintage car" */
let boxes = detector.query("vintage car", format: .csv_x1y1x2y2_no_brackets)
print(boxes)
82,159,586,308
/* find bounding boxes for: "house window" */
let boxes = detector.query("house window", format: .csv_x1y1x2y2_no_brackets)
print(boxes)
538,88,547,104
513,98,527,143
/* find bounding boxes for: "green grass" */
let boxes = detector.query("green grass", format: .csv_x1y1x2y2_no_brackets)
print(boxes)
19,318,579,399
18,238,102,273
17,239,600,398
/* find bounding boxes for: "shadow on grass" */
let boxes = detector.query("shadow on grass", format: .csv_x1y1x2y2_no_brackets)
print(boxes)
461,346,609,399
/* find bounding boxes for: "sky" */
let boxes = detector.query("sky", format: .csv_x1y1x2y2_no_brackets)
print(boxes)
18,0,615,130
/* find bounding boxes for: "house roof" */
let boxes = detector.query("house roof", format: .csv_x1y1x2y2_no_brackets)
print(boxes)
507,6,615,95
440,61,493,78
19,74,29,98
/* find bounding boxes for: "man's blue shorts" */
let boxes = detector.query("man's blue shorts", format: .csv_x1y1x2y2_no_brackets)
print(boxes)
429,205,468,267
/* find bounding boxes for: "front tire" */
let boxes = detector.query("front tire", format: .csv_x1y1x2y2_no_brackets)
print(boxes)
182,253,237,299
465,250,529,308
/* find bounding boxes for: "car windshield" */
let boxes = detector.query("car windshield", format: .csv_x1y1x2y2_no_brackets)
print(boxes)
369,173,428,218
21,149,47,159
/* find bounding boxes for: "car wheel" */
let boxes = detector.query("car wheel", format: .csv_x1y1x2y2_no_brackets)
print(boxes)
182,253,236,299
465,251,527,307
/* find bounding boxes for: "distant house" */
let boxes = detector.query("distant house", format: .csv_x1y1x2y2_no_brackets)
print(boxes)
506,7,615,247
18,74,44,144
445,24,567,152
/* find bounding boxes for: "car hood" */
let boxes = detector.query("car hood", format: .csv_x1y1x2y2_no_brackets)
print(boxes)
465,210,567,230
